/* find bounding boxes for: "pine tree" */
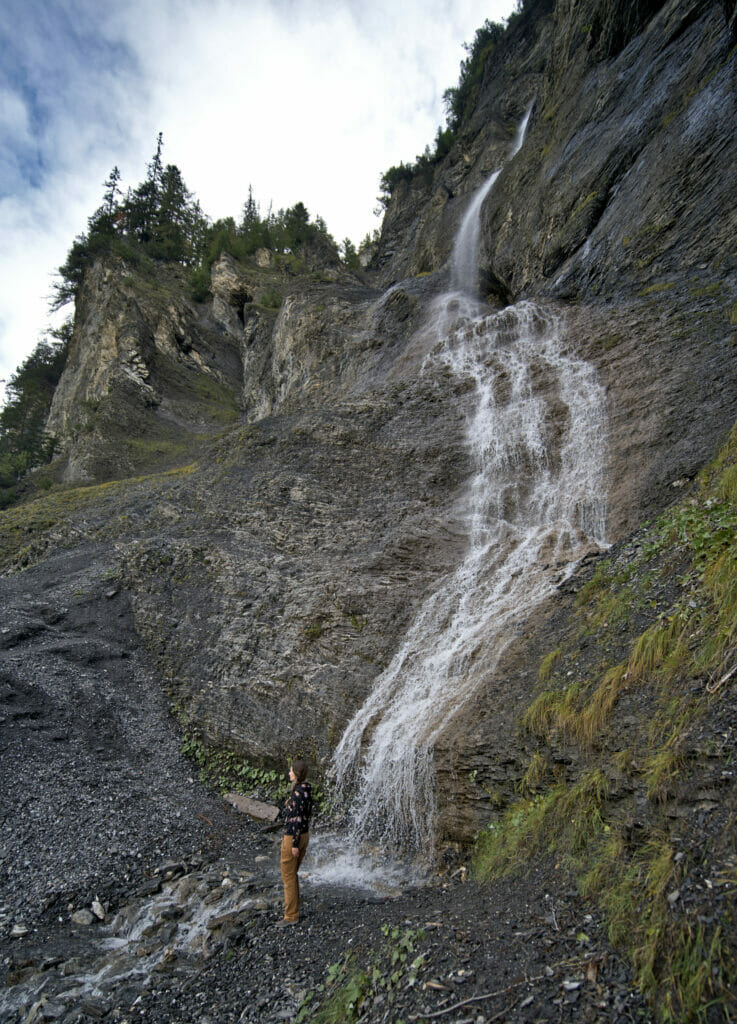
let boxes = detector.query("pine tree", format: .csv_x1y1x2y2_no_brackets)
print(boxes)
241,185,259,230
125,133,165,244
102,166,122,216
0,322,71,503
147,132,164,193
150,163,192,261
341,238,361,269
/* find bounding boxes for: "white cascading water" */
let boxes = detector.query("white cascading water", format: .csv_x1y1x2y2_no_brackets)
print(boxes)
327,109,608,864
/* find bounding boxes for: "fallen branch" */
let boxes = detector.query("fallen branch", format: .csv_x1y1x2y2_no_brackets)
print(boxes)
409,955,585,1020
707,657,737,694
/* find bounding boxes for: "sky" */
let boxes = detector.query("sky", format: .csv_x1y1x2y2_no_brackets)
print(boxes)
0,0,517,389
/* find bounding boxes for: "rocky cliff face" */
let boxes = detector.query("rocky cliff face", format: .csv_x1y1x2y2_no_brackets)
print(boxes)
8,0,737,849
46,261,243,483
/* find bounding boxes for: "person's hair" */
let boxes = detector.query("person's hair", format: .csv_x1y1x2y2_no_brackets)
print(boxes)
291,760,309,790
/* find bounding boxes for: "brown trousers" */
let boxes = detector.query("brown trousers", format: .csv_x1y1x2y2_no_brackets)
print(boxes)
280,833,309,921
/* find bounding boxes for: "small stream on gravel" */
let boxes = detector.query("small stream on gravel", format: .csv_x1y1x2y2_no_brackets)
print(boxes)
0,858,272,1021
0,843,417,1021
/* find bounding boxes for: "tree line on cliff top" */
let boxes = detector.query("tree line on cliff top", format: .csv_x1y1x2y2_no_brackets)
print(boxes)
50,132,360,314
0,136,369,508
378,3,535,204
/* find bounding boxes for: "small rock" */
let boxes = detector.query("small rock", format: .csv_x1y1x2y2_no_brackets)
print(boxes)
667,889,680,906
24,1000,45,1024
11,922,30,938
159,860,186,880
71,909,95,926
137,878,162,897
79,1000,107,1020
41,956,65,970
224,793,279,821
91,899,106,921
6,965,37,986
60,957,85,976
28,999,65,1022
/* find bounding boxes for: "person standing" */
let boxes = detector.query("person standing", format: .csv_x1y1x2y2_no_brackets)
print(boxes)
279,760,313,925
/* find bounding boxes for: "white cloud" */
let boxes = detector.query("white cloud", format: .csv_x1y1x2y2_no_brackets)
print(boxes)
0,88,32,141
0,0,515,387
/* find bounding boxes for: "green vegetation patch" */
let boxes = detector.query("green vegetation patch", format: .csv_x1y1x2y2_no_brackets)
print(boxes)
639,282,675,297
0,322,71,509
476,769,610,876
179,729,289,801
575,557,655,634
188,373,240,424
538,647,561,682
571,191,597,218
259,286,283,310
178,726,331,814
688,281,724,300
303,617,327,641
297,925,427,1024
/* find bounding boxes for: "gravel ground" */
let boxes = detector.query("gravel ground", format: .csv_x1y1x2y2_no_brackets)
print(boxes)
2,837,651,1024
0,545,651,1023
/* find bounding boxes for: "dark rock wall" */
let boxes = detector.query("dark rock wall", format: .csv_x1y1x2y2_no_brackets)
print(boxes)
368,0,737,838
483,0,734,302
376,0,737,539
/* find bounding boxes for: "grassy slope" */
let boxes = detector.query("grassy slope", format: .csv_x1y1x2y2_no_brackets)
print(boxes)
473,424,737,1021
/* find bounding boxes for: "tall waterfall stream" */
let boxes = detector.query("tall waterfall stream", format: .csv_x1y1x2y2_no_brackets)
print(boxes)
318,110,608,876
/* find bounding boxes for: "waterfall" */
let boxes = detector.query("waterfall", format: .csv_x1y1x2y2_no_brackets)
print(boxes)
329,108,608,860
450,106,530,294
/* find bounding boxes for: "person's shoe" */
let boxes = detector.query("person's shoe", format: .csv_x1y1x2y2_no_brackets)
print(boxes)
277,918,299,927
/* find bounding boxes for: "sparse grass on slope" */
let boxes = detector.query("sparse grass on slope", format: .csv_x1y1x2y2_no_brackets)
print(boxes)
474,423,737,1023
0,463,198,572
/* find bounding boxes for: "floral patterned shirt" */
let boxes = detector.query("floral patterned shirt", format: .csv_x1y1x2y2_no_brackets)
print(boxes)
283,782,313,846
